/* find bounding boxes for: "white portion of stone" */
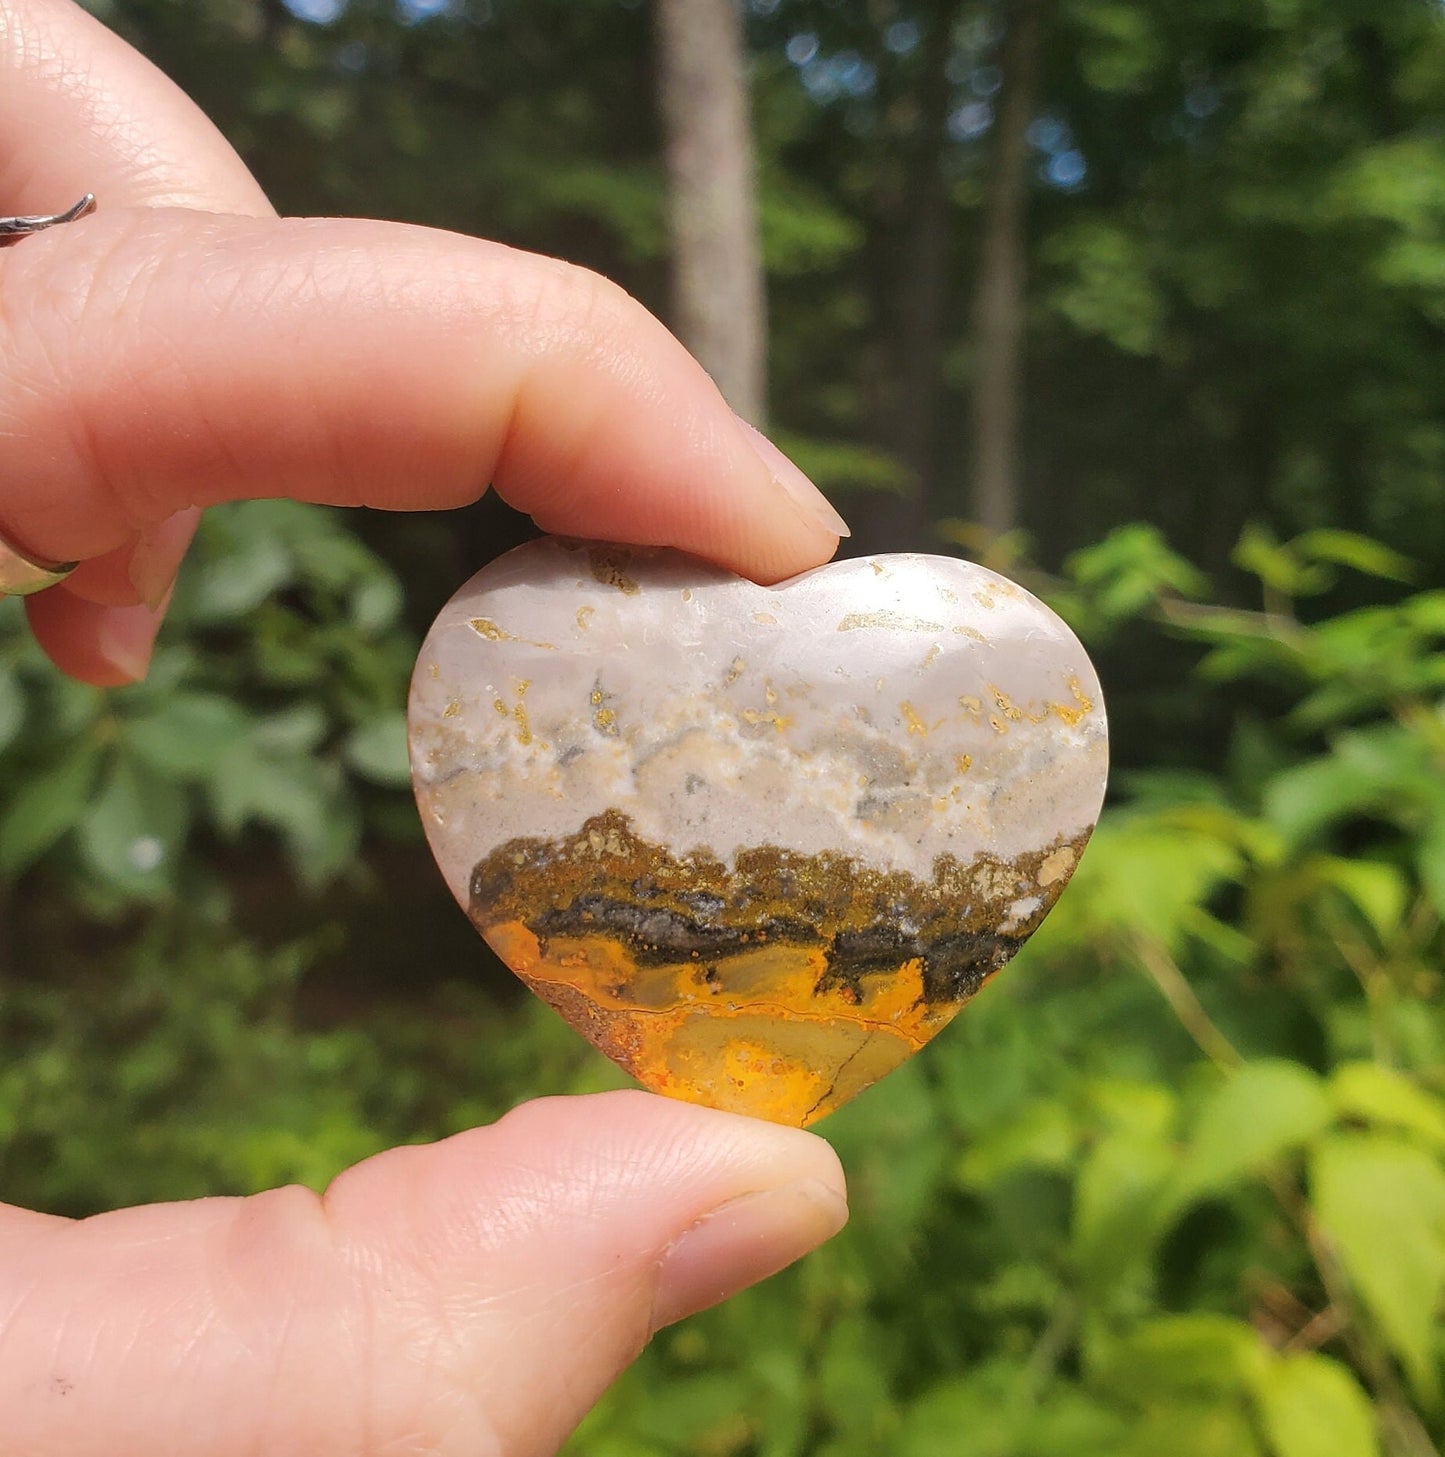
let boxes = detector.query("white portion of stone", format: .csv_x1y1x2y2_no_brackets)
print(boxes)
409,541,1109,907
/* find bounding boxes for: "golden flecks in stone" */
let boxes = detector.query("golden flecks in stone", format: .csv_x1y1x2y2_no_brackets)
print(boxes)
427,661,439,678
992,687,1024,722
443,699,461,719
901,702,929,737
512,679,533,746
682,588,694,603
740,707,794,733
493,697,508,716
955,753,973,774
1052,674,1096,728
469,618,556,651
725,655,746,687
973,591,996,610
959,694,982,716
753,611,779,626
871,561,886,576
922,644,941,668
588,547,640,595
989,714,1008,735
576,605,595,632
589,676,620,734
837,611,946,633
764,681,778,706
469,809,1093,1127
953,624,987,643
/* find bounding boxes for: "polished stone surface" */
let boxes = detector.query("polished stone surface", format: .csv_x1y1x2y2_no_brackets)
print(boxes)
409,538,1108,1125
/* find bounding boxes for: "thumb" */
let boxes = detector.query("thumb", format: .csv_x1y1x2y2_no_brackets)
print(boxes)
0,1091,847,1457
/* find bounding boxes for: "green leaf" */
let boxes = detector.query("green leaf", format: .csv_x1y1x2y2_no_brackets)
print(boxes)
1073,1128,1177,1290
895,1363,1024,1457
627,1372,753,1447
0,662,24,754
124,693,253,780
1329,1063,1445,1151
1232,523,1329,598
1310,1132,1445,1402
349,574,404,634
77,757,190,897
0,743,100,878
251,704,329,756
774,432,909,496
1322,856,1410,938
1064,524,1210,616
1293,530,1416,585
343,713,411,787
1251,1352,1379,1457
1311,857,1410,942
815,1317,896,1445
1093,1316,1268,1403
1045,218,1166,355
1039,812,1243,953
1118,1401,1262,1457
1174,1060,1332,1203
955,1098,1080,1189
1418,820,1445,920
209,746,359,887
189,528,294,622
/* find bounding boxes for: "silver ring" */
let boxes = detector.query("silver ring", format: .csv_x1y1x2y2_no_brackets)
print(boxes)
0,193,97,242
0,196,94,593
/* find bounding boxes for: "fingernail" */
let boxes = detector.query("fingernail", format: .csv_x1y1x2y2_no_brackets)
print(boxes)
736,419,851,540
128,539,176,610
96,603,162,683
651,1178,849,1331
128,510,198,609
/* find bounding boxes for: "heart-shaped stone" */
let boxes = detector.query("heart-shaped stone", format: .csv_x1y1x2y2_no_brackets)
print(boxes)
408,538,1107,1126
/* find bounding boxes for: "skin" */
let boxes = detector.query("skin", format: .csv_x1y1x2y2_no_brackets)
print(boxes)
0,3,852,1453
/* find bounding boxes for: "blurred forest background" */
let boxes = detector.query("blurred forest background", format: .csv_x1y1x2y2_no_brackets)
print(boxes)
2,1,1444,1454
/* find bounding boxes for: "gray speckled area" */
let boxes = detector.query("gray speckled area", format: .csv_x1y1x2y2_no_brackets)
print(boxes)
408,539,1108,909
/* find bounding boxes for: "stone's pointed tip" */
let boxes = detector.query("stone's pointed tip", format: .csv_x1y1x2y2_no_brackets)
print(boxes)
411,539,1108,1119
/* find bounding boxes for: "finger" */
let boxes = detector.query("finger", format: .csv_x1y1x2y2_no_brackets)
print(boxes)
0,210,847,585
0,1091,848,1457
55,508,200,607
25,591,168,686
0,0,271,217
1,0,273,677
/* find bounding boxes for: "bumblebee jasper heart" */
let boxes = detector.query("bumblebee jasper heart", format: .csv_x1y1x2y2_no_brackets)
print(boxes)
409,538,1107,1126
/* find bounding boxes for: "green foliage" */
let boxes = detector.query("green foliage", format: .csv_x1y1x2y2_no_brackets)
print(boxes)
6,514,1442,1454
564,526,1445,1454
0,500,417,907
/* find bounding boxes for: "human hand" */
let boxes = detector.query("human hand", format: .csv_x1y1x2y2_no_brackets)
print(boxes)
0,0,847,687
0,3,850,1452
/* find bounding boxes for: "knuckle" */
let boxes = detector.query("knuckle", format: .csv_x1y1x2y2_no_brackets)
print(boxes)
0,213,177,527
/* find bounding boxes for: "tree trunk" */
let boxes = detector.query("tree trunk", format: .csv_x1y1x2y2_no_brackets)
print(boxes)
971,0,1045,539
655,0,767,425
890,0,961,546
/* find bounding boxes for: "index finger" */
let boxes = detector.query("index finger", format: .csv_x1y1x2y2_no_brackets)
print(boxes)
4,211,846,681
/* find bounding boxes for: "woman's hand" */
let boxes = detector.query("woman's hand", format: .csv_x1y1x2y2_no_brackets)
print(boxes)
0,0,846,686
0,4,850,1453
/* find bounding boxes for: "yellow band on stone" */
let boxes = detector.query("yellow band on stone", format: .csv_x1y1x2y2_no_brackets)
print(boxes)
0,531,77,597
